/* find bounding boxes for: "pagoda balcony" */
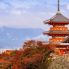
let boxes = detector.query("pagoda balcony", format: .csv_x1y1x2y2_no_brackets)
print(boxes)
45,21,69,25
43,30,69,36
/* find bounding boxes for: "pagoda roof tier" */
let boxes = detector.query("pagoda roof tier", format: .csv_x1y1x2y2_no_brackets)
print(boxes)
44,12,69,25
56,43,69,51
57,43,69,47
43,30,69,36
63,36,69,43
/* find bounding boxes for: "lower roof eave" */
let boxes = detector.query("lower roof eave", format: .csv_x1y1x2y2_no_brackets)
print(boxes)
44,21,69,25
43,33,69,36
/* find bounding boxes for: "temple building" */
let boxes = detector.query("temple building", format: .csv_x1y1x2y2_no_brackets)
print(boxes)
43,0,69,54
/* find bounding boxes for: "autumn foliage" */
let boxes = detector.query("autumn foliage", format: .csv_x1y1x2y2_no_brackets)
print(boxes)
0,40,55,69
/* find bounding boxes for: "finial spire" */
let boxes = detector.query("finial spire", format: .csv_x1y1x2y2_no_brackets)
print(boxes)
58,0,60,11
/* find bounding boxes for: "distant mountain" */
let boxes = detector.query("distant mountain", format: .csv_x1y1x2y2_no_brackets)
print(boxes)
0,27,46,49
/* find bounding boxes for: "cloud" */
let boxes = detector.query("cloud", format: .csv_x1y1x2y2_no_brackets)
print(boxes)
66,4,69,10
0,0,69,29
32,34,49,41
24,34,49,42
10,9,22,15
0,0,55,15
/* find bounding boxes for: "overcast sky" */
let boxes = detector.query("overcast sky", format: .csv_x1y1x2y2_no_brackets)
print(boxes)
0,0,69,29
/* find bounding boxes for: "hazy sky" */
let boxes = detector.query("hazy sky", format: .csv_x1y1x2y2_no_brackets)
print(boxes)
0,0,69,29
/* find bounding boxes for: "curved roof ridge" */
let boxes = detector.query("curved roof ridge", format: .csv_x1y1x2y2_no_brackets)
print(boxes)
50,12,69,22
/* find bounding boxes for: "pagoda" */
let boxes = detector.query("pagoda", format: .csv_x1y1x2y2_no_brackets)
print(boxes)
43,0,69,54
43,0,69,43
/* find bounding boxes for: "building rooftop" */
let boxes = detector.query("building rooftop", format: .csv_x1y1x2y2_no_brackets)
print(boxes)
43,30,69,36
63,37,69,43
44,12,69,24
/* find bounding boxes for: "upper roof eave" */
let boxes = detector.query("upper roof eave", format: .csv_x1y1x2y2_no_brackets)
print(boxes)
44,12,69,24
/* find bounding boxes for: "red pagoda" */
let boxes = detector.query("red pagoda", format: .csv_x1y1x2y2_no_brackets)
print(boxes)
43,0,69,54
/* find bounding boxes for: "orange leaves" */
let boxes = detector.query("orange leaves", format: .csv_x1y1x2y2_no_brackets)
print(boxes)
22,57,32,64
32,53,43,63
22,53,43,69
0,40,54,69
